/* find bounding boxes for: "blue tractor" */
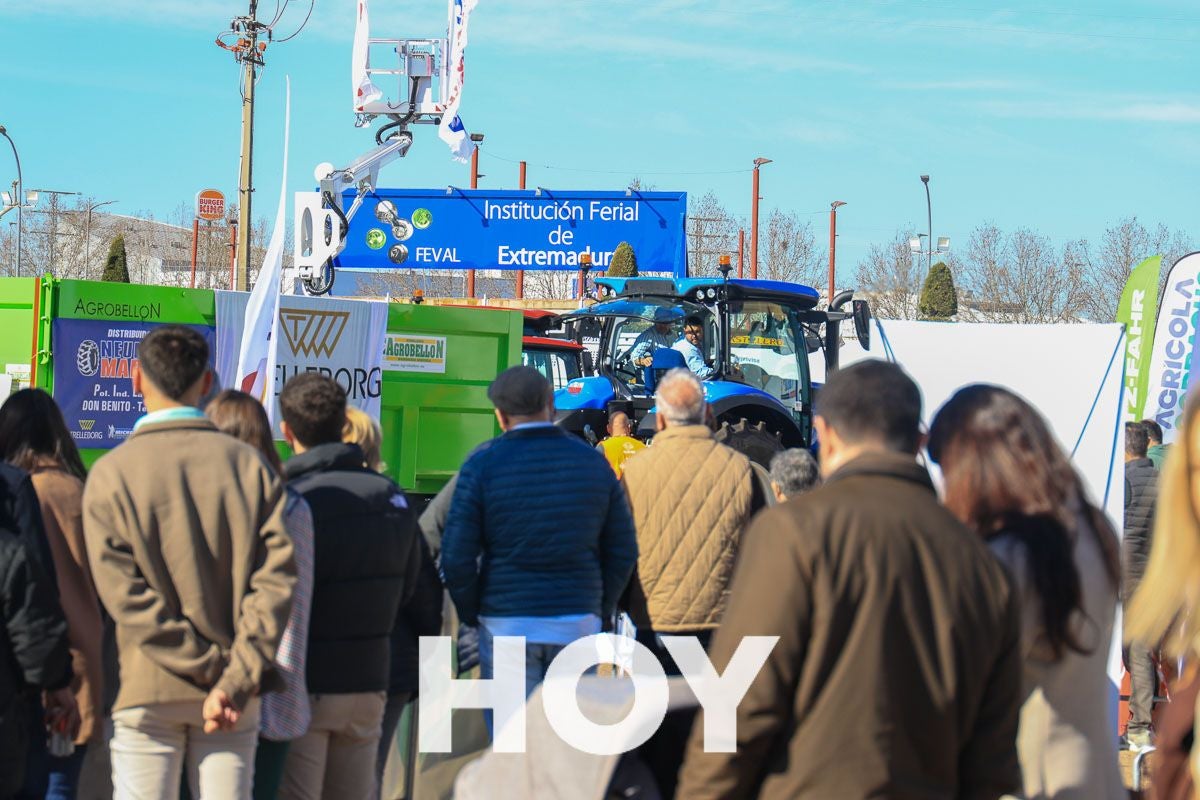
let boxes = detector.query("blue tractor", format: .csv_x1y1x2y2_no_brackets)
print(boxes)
555,274,870,466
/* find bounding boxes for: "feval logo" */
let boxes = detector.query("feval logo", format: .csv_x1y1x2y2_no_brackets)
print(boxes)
278,308,351,358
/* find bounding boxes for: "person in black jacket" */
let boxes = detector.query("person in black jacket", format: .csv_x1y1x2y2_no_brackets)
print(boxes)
1124,420,1160,749
0,462,55,586
276,375,421,800
0,519,77,800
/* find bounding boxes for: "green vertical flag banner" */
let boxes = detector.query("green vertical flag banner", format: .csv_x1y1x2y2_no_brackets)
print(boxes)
1115,255,1163,422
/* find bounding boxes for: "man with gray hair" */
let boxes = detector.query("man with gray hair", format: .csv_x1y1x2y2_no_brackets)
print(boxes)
619,367,766,797
769,448,820,502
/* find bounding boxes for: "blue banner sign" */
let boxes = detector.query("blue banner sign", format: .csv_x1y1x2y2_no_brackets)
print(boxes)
53,319,216,449
335,189,688,275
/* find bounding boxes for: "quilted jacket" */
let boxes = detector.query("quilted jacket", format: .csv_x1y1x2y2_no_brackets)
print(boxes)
621,424,762,632
440,425,638,625
1123,456,1158,599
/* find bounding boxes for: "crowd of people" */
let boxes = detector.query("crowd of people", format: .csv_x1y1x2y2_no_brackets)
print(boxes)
0,321,1191,799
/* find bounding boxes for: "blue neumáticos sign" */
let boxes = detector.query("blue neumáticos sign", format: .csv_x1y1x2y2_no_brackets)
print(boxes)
335,189,688,274
53,319,216,449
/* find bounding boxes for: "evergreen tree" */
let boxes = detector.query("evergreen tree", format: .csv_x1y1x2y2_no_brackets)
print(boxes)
101,234,130,283
918,261,958,320
607,241,638,277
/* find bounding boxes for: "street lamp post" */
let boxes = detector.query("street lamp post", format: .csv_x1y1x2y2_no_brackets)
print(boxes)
85,200,118,278
0,126,26,276
828,201,846,307
750,157,771,279
920,175,932,273
467,132,485,299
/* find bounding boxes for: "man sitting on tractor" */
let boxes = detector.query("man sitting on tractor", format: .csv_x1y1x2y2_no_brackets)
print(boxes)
673,316,716,379
630,320,679,368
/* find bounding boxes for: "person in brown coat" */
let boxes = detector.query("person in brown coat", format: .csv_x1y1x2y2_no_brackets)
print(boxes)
83,326,295,800
0,388,103,796
677,359,1022,800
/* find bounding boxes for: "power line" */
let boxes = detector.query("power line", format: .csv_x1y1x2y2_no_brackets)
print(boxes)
274,0,314,43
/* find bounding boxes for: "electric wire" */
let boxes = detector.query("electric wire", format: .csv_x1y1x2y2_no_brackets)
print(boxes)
274,0,315,43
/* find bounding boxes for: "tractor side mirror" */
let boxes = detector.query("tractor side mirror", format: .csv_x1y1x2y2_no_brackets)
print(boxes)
852,300,871,351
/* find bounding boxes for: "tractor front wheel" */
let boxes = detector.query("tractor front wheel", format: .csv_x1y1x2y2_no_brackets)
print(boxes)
715,417,784,468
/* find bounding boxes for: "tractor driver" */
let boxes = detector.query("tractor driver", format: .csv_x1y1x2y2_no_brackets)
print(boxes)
630,320,679,368
673,316,716,379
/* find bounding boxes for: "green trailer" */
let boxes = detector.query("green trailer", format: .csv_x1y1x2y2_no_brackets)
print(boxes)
0,277,521,497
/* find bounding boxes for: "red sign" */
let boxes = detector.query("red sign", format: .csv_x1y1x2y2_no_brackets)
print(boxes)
195,189,226,221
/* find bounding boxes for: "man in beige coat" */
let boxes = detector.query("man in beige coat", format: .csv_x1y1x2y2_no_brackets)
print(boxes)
677,360,1022,799
620,367,767,797
84,326,295,800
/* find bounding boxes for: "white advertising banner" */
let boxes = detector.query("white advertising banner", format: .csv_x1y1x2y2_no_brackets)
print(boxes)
216,291,388,435
812,318,1127,708
1143,252,1200,444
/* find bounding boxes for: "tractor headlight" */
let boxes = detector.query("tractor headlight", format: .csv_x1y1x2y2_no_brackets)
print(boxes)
695,289,705,301
706,288,717,299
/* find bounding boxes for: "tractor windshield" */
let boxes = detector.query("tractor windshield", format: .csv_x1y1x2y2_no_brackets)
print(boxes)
727,301,810,414
566,296,711,385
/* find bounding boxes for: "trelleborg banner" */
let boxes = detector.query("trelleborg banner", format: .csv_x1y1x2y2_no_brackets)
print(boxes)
334,189,688,275
1143,252,1200,443
54,319,216,449
1114,255,1162,422
216,291,388,435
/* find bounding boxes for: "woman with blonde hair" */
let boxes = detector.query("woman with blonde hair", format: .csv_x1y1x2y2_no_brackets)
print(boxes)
343,406,385,472
204,390,315,800
928,384,1124,800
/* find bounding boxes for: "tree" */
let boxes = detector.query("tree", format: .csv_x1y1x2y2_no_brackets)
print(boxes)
760,210,824,287
607,241,638,277
953,224,1085,324
101,234,130,283
687,191,738,276
853,230,924,320
1075,217,1195,321
918,262,958,320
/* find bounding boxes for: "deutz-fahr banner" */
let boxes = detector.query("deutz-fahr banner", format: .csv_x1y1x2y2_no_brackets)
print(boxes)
335,189,688,275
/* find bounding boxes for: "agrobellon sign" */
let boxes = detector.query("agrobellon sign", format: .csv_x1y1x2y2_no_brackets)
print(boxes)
335,189,688,275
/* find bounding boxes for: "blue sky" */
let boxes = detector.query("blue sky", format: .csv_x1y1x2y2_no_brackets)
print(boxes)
1,0,1197,278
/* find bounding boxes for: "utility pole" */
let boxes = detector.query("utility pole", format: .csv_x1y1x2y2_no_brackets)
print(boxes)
737,228,745,278
516,160,526,299
750,157,771,279
223,1,268,292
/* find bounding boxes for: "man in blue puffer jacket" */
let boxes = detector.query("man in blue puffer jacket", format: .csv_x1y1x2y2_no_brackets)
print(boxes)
441,366,638,713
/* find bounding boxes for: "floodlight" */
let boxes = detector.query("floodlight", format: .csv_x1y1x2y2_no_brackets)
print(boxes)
909,236,922,254
937,236,950,252
1,192,10,206
24,191,36,206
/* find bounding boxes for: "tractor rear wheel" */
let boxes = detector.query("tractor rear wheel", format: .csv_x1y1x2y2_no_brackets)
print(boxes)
715,418,784,468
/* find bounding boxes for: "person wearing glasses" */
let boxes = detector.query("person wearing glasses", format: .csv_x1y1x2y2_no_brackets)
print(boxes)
672,316,715,379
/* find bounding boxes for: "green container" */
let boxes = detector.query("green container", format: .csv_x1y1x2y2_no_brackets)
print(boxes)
0,278,520,493
0,278,38,389
380,303,522,497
